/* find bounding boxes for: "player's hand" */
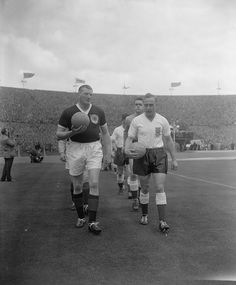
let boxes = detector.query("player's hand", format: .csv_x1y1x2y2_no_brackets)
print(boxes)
71,125,87,134
124,148,139,159
60,153,66,162
103,153,112,168
171,159,178,171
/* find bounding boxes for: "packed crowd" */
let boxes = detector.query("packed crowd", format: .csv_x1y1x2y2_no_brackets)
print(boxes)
0,86,236,154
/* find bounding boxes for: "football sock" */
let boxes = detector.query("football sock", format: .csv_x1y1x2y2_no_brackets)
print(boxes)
140,192,149,215
156,192,167,221
118,183,124,190
72,193,84,219
70,182,73,200
117,174,124,189
88,194,99,223
82,182,89,205
129,179,139,199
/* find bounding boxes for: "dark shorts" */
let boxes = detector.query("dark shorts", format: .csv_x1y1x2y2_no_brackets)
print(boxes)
113,148,129,166
133,147,168,176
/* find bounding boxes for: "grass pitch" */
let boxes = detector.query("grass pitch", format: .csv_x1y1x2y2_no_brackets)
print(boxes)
1,151,236,284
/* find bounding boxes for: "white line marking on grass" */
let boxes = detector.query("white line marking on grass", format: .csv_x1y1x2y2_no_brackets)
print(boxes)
175,156,236,161
169,172,236,190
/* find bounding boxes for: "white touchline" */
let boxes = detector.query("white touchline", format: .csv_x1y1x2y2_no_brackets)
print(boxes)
169,172,236,190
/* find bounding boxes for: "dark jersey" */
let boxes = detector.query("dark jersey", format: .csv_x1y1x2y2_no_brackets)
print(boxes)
58,104,106,143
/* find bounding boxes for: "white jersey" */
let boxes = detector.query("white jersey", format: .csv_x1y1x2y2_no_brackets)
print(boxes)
111,125,124,148
128,113,170,148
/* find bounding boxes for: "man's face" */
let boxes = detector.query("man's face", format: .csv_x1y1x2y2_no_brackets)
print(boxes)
135,100,144,115
144,97,156,117
79,87,93,105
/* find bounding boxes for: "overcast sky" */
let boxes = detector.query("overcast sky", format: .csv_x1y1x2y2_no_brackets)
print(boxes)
1,0,236,95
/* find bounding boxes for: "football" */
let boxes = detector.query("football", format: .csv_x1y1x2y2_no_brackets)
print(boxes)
71,112,90,129
128,142,146,159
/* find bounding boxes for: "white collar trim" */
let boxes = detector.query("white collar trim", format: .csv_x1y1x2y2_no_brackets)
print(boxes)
76,103,92,115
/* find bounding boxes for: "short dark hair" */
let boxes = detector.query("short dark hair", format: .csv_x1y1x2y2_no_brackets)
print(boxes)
1,128,7,135
78,84,93,92
122,113,128,121
134,96,143,103
144,93,156,101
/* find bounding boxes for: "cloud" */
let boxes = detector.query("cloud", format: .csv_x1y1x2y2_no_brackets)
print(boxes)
1,0,236,94
3,34,62,71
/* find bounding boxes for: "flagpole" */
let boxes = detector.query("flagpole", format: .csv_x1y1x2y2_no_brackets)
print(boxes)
21,79,26,88
217,80,221,95
122,82,130,95
73,84,78,93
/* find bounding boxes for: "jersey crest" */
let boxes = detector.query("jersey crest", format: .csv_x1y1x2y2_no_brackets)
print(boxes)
90,114,99,124
155,127,161,137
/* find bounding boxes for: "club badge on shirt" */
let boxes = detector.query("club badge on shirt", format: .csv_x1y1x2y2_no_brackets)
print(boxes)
155,127,161,137
90,114,99,124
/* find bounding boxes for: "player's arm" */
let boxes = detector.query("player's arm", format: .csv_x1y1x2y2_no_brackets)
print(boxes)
124,119,135,157
123,117,130,147
124,136,134,155
124,119,140,159
111,130,117,152
163,135,178,170
58,139,67,162
56,125,84,140
100,124,112,164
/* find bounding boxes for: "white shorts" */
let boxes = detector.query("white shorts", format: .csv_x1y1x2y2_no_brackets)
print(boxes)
82,168,89,183
67,140,103,176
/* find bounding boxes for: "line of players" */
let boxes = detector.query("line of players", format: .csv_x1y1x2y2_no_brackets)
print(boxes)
58,92,178,235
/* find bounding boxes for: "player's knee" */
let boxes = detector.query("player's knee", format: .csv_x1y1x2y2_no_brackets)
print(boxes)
156,184,164,193
73,184,83,194
89,182,99,195
130,174,138,181
82,182,89,191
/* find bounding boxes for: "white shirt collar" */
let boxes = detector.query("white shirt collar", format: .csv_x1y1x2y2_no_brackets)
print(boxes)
76,103,92,115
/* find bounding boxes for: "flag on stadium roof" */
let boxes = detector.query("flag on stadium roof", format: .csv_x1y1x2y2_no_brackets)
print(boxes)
23,72,35,79
123,85,130,89
171,82,181,88
75,78,85,84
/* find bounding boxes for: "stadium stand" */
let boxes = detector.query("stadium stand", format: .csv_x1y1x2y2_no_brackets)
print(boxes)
0,86,236,155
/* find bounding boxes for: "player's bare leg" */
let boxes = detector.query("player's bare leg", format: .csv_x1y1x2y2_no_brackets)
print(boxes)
87,168,102,234
129,174,139,211
139,175,151,225
153,173,169,234
116,165,125,194
125,164,132,199
70,174,86,228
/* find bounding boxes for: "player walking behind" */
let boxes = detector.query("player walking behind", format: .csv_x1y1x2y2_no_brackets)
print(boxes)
111,114,130,194
125,93,178,233
56,85,111,235
124,97,144,209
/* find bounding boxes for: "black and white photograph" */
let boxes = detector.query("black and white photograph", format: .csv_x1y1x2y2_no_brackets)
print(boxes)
1,0,236,284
